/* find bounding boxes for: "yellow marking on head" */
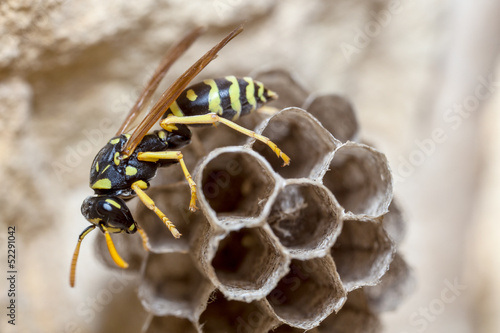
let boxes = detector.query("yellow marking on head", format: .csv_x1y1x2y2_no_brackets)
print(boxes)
109,138,120,145
89,218,102,224
114,152,120,166
101,164,111,174
203,79,223,115
92,178,112,189
125,166,138,176
95,161,99,172
129,224,136,231
226,76,242,120
158,131,166,141
105,226,122,233
169,100,184,117
186,89,198,102
105,198,121,209
244,77,257,112
256,81,266,103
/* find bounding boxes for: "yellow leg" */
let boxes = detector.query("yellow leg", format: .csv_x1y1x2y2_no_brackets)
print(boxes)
69,225,96,287
137,151,197,211
101,225,129,269
161,113,291,166
131,181,181,238
135,224,150,251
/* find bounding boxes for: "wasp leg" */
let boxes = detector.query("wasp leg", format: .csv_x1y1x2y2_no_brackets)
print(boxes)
70,225,96,287
101,225,129,269
131,181,182,238
137,151,197,211
161,113,291,166
135,224,150,251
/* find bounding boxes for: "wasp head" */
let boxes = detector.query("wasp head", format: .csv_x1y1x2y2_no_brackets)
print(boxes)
81,195,137,234
71,195,138,287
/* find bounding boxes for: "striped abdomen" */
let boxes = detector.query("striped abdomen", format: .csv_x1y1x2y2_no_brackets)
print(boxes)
166,76,277,121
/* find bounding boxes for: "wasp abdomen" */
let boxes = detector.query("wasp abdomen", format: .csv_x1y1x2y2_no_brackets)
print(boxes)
167,76,277,121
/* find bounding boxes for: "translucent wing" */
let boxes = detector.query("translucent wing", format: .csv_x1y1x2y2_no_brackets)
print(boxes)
116,26,205,135
121,25,244,158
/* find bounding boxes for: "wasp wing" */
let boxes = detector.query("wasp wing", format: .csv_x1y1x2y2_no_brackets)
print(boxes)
116,27,206,135
121,25,243,158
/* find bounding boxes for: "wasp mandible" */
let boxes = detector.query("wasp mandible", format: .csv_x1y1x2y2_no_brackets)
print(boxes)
70,26,290,287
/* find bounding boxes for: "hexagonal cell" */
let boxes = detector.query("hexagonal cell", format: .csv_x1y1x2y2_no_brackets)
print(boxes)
199,290,278,333
382,199,406,245
252,107,339,180
94,227,146,273
138,252,214,321
270,325,319,333
196,147,280,230
316,289,381,333
364,253,414,312
331,218,394,291
252,68,309,110
265,257,346,330
322,142,392,217
134,182,210,253
302,94,359,142
143,314,198,333
204,226,290,302
267,179,343,259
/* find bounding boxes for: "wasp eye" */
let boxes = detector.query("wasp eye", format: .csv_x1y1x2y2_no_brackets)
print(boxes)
98,201,114,214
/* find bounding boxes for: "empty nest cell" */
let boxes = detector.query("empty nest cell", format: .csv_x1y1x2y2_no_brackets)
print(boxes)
331,218,394,291
315,289,381,333
265,257,346,329
199,290,277,333
267,179,343,259
364,253,414,312
382,199,406,245
252,107,339,180
302,94,359,143
210,226,290,301
143,314,198,333
138,252,213,321
197,147,278,230
322,142,392,217
271,324,319,333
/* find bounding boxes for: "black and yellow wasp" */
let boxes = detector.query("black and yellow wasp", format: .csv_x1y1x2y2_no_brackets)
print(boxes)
70,26,290,287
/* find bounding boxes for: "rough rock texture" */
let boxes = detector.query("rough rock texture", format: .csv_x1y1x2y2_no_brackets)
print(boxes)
2,1,495,333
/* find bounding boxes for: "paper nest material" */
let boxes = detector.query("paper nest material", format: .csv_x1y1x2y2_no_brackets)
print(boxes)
94,69,413,332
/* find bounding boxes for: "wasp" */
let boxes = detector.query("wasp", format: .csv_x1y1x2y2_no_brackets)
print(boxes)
69,26,290,287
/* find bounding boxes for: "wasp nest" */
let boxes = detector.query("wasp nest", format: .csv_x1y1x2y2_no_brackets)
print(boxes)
94,69,412,332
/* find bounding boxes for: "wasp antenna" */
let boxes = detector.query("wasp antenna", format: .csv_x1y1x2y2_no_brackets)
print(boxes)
70,225,97,288
102,225,129,269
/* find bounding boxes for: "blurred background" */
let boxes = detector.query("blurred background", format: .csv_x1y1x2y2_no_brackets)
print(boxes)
1,0,499,332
